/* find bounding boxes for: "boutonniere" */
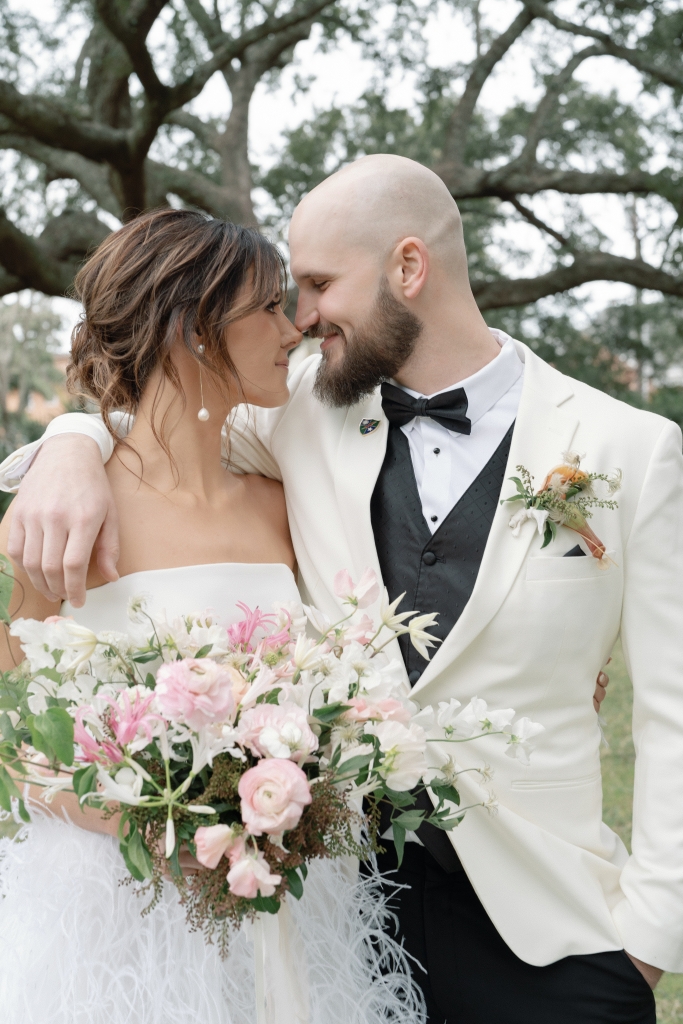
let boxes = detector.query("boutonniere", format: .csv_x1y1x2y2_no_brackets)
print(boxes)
501,451,621,561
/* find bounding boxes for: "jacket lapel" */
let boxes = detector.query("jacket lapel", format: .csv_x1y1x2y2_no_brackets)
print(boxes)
410,344,579,699
333,390,388,583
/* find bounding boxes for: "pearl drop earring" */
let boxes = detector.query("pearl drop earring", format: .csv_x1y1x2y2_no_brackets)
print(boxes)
196,343,210,421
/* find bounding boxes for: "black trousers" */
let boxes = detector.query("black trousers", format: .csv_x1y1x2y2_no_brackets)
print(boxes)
371,843,656,1024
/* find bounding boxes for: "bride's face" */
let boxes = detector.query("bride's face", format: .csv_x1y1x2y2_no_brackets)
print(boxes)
224,291,302,408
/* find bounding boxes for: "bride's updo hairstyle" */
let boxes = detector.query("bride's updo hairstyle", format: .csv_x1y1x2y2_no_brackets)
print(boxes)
68,208,286,440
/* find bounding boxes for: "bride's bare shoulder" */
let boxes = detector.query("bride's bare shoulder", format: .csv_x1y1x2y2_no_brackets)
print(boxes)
233,473,294,564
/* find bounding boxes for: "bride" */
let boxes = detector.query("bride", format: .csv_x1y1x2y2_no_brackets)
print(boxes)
0,210,423,1024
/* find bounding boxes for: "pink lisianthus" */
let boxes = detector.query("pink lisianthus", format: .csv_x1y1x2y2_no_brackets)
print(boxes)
333,568,380,609
155,658,235,730
237,703,317,763
344,696,411,724
194,824,240,869
227,846,281,899
238,758,312,836
74,707,123,765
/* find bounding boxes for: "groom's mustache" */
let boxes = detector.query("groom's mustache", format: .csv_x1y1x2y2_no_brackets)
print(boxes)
305,321,347,343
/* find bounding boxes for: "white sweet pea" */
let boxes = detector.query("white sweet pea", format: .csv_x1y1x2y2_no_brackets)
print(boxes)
504,717,545,765
367,720,428,791
436,699,463,733
508,507,549,537
452,698,515,738
10,617,66,674
304,605,333,638
333,568,380,609
274,600,307,636
127,595,150,625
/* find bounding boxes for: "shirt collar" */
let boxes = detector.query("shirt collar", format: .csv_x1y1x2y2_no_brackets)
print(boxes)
393,330,523,431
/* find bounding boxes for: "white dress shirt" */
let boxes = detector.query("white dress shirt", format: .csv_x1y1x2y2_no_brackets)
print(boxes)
395,330,524,533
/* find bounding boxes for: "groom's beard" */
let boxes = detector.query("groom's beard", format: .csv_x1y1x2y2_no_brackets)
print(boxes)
310,278,423,408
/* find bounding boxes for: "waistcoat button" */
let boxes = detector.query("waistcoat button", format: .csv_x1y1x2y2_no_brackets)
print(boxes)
408,669,421,685
422,550,437,566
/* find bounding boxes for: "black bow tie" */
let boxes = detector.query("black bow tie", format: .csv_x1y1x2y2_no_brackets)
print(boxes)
380,382,471,435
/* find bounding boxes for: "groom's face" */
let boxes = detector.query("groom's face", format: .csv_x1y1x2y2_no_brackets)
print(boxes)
290,243,423,408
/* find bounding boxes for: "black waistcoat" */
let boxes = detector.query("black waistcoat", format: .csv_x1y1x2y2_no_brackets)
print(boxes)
370,421,514,685
370,422,514,872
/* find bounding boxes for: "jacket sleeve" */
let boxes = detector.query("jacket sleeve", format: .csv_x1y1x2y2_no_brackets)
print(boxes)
612,418,683,972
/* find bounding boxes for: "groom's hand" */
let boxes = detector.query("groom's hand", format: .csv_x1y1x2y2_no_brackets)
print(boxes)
593,668,610,712
7,434,120,607
625,952,663,989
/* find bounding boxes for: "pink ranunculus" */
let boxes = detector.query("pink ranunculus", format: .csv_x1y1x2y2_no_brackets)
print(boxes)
333,568,380,609
155,658,236,731
238,758,312,836
227,848,281,899
194,824,239,869
344,697,411,724
236,702,317,763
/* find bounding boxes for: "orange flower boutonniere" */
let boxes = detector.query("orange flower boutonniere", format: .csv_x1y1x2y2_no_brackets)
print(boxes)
501,452,622,561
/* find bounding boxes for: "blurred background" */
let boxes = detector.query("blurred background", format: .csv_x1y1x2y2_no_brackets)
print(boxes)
0,1,682,1017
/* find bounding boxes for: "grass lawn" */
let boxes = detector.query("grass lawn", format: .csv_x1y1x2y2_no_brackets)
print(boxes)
601,641,683,1023
1,638,681,1019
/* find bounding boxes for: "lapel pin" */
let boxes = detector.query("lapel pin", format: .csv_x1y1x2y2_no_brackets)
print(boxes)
360,419,380,435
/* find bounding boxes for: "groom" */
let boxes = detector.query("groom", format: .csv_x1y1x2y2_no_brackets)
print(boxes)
2,155,682,1023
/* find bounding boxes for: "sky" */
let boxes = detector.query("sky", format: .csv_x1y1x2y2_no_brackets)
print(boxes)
2,0,666,347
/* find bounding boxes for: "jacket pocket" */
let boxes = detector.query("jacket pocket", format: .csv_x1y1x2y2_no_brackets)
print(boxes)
510,770,602,791
526,552,617,582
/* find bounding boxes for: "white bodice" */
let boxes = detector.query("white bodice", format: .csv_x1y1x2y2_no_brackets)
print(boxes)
61,562,301,634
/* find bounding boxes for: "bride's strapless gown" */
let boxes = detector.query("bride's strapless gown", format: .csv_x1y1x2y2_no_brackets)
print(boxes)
0,563,423,1024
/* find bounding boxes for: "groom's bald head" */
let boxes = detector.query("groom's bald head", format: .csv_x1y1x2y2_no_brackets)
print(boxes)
290,154,468,282
289,155,473,407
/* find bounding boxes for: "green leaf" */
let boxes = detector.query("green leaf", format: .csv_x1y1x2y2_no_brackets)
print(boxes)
0,711,18,743
132,652,159,664
313,702,353,724
429,782,461,806
0,696,21,710
144,673,156,689
392,810,425,832
195,644,213,658
391,823,406,866
263,688,282,705
251,894,280,914
300,862,308,880
541,519,555,549
284,866,304,900
0,554,14,625
385,789,415,807
333,751,374,777
120,825,154,882
0,772,11,812
30,707,74,766
17,798,30,823
72,764,98,804
0,765,21,803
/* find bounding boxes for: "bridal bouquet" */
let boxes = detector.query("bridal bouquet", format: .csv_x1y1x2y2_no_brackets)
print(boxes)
0,564,542,950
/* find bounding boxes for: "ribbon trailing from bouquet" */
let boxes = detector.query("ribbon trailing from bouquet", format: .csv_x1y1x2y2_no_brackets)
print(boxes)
252,902,310,1024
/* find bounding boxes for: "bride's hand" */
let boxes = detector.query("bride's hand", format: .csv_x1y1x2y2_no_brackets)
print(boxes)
157,839,202,878
8,434,120,608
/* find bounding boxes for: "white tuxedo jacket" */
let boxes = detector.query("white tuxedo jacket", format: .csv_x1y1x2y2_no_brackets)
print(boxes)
2,340,683,971
225,341,683,973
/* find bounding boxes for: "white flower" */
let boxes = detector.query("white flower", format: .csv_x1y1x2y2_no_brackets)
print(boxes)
96,765,146,806
304,605,333,638
436,699,463,733
333,568,380,609
10,617,65,673
55,620,100,673
127,595,150,625
379,589,415,632
367,719,428,791
450,698,515,739
509,507,549,537
274,600,307,636
293,634,327,672
503,717,545,765
405,613,440,661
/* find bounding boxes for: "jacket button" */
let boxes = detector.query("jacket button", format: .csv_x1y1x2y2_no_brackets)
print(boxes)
408,670,421,685
422,551,437,566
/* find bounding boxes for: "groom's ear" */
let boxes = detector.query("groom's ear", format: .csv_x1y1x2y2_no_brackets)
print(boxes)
390,237,430,300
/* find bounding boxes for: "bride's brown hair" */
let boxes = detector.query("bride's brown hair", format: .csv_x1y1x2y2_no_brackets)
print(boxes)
67,208,286,442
